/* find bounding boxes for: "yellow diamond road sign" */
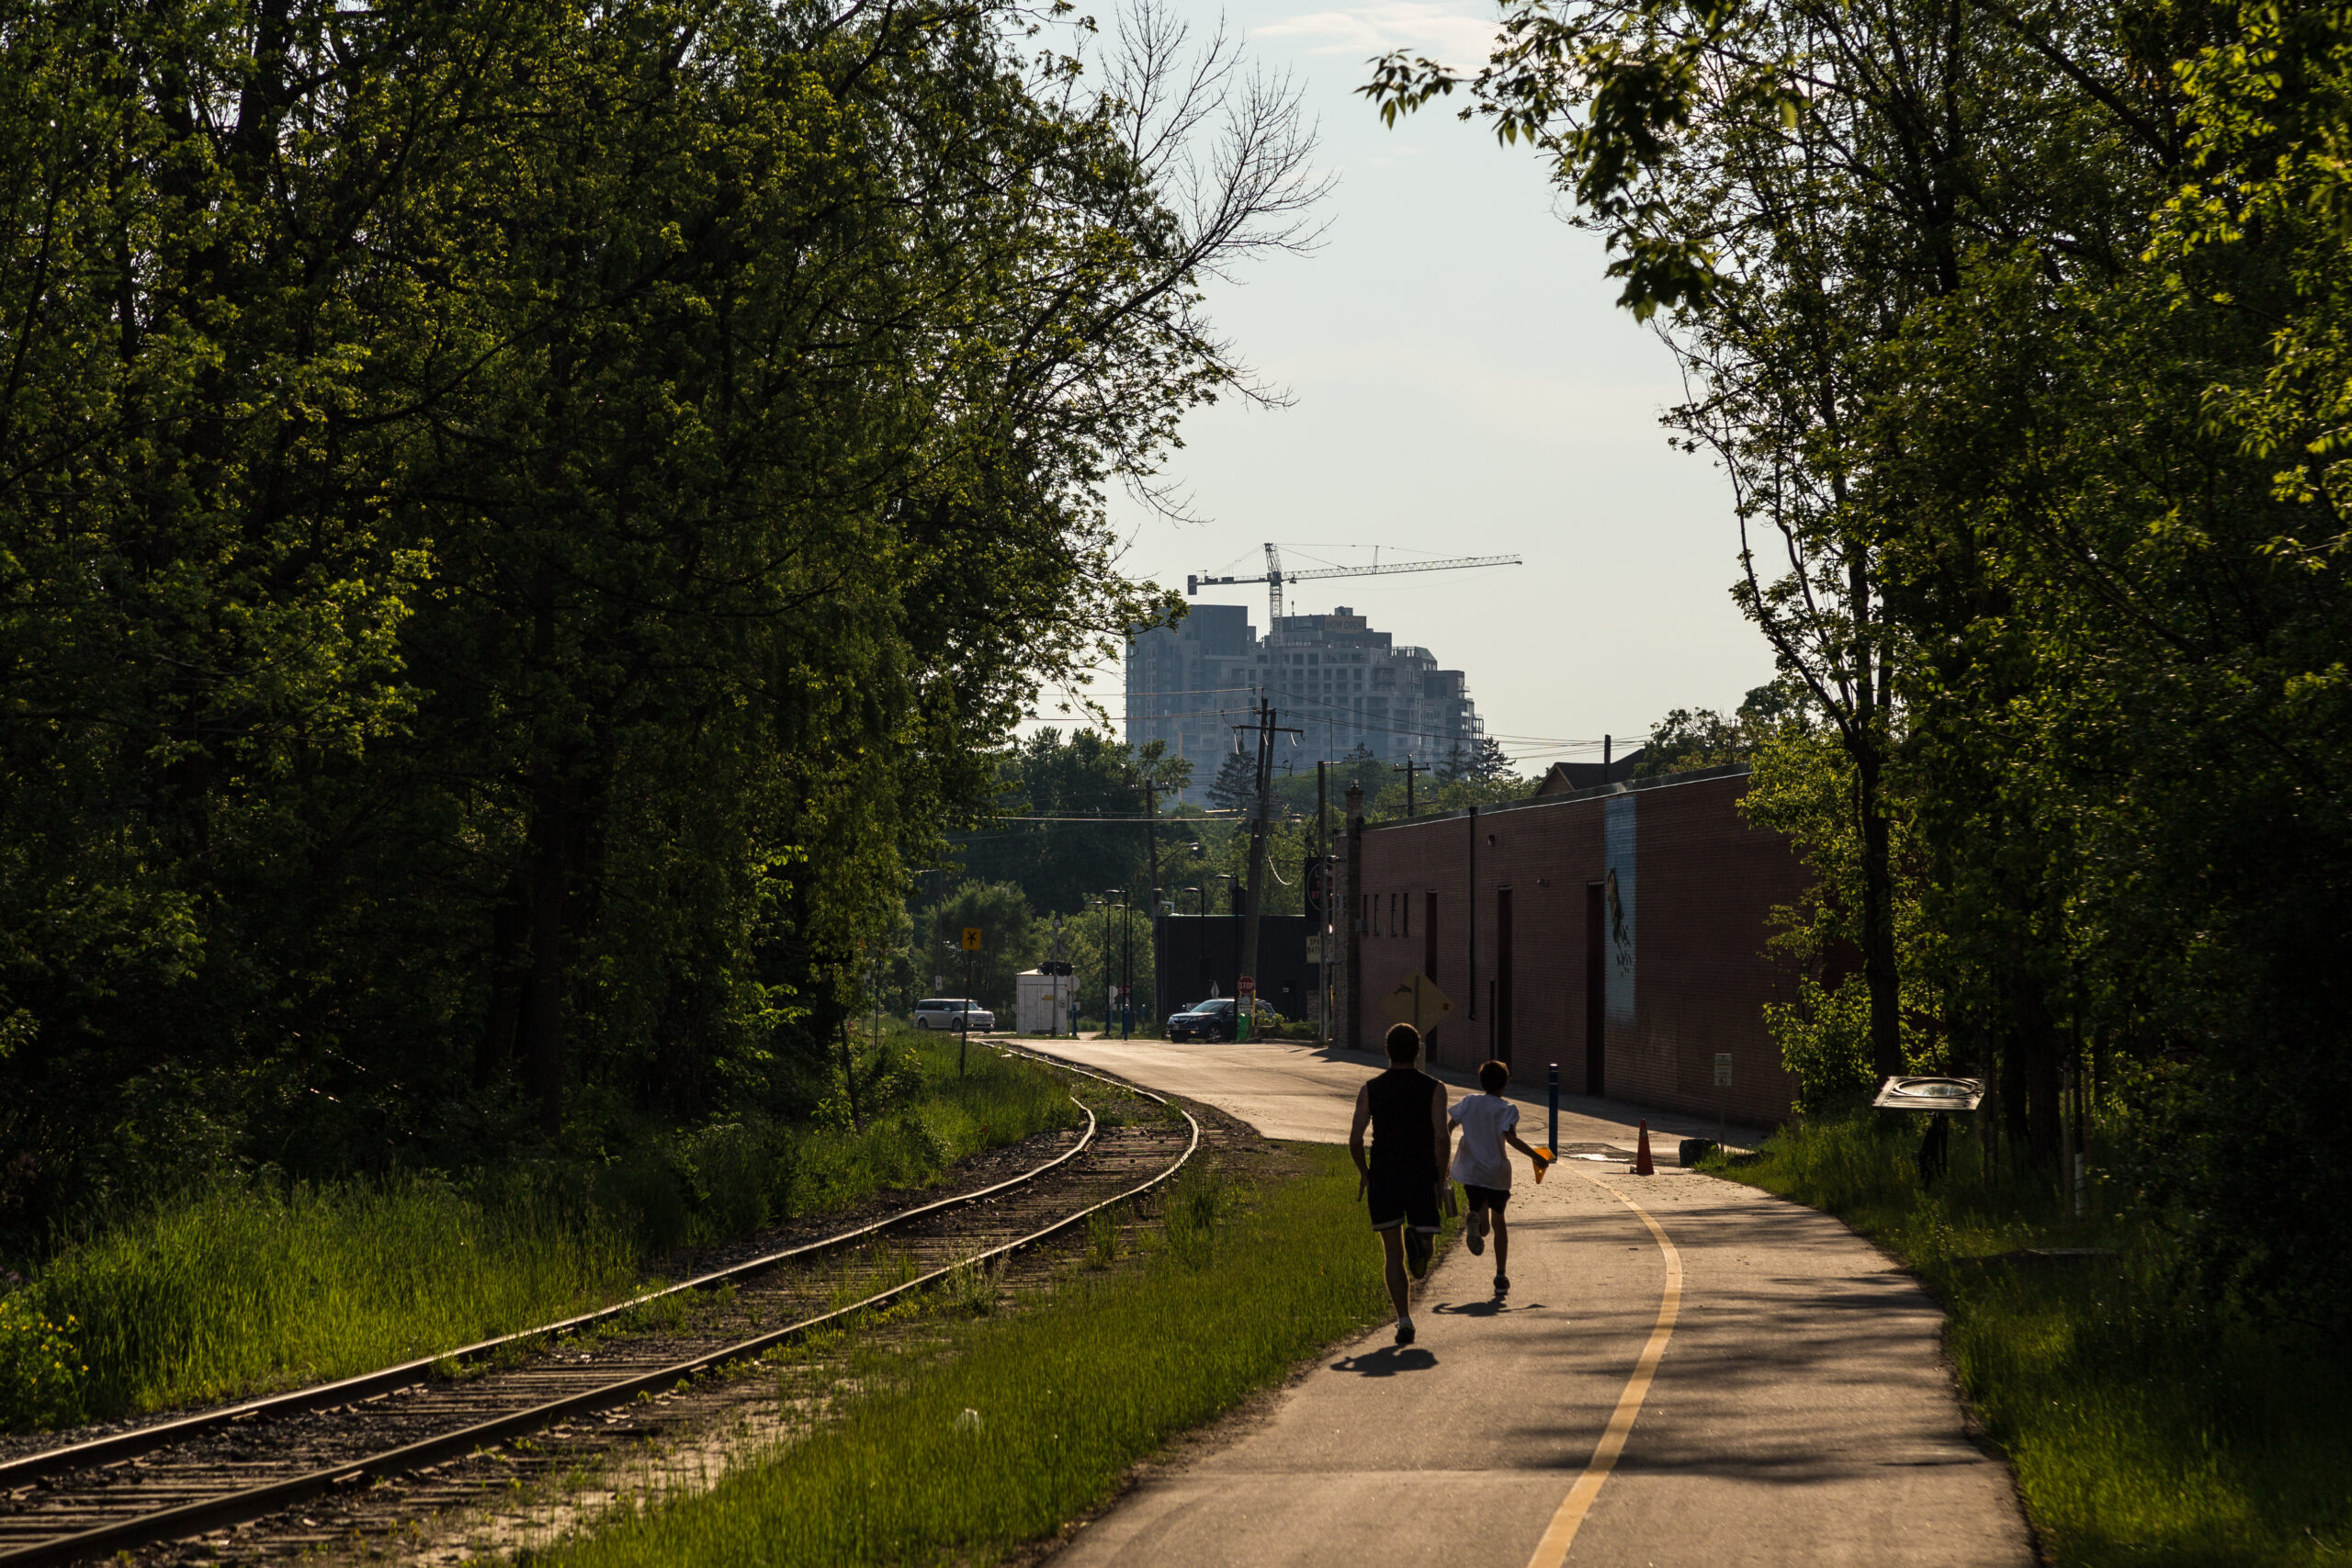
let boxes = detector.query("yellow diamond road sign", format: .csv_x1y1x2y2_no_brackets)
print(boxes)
1379,971,1453,1036
961,927,983,951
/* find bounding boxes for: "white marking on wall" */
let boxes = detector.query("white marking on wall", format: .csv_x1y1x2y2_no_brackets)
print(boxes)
1604,793,1635,1025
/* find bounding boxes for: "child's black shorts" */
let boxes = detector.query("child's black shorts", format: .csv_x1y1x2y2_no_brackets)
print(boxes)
1463,1183,1510,1212
1367,1167,1441,1231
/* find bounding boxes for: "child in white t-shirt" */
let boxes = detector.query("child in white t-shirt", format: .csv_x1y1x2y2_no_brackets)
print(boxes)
1447,1059,1551,1297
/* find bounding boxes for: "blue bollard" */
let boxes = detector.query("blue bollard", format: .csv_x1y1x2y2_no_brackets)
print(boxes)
1548,1062,1559,1156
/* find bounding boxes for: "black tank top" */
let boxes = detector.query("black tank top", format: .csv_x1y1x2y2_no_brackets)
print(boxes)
1367,1069,1439,1175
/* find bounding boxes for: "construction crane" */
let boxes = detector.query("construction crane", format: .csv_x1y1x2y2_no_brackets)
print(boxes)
1188,544,1522,644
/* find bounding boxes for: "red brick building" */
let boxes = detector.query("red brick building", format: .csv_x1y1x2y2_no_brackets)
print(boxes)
1342,766,1807,1125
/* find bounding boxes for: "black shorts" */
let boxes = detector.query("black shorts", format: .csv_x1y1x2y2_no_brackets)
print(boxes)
1463,1184,1510,1213
1368,1166,1441,1232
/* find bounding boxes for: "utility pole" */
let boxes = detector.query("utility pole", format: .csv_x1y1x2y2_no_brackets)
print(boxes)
1344,783,1364,1050
958,937,974,1078
1142,775,1161,1027
1143,778,1160,916
1237,697,1302,1043
1466,805,1478,1024
1317,759,1329,1046
931,868,947,993
1393,757,1419,818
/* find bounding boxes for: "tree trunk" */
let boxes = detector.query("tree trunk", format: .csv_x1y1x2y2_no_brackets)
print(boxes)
838,1016,863,1134
1856,744,1905,1077
519,773,571,1140
2013,963,2064,1173
479,887,528,1089
1845,549,1905,1080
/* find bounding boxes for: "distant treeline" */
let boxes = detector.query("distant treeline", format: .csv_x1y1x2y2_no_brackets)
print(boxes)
0,0,1318,1252
1374,0,2352,1322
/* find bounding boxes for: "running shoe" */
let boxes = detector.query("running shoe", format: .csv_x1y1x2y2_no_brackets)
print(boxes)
1466,1209,1487,1257
1395,1317,1416,1346
1493,1273,1510,1297
1404,1227,1433,1279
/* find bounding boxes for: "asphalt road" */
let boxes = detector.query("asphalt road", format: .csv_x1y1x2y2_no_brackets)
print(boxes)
1019,1036,2034,1568
1014,1035,1760,1156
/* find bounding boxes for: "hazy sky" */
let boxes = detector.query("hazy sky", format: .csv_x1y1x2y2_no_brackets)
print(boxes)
1030,0,1778,770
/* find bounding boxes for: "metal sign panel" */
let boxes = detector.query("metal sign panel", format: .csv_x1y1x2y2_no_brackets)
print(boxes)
961,927,983,951
1379,971,1453,1036
1714,1052,1734,1088
1871,1076,1984,1111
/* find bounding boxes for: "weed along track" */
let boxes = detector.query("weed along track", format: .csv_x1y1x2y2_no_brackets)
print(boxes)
0,1058,1200,1566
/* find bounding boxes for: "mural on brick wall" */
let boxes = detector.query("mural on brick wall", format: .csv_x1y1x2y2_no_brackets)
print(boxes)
1604,793,1636,1023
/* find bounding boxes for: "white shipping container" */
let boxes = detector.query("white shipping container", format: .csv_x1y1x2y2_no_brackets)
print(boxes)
1015,969,1077,1034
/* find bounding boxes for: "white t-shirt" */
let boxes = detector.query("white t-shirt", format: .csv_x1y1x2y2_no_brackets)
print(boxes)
1448,1093,1519,1189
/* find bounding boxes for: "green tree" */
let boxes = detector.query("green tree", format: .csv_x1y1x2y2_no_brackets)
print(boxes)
0,0,1324,1245
1434,736,1512,784
955,731,1194,918
1363,0,2352,1322
1632,686,1788,778
917,884,1037,1014
1204,750,1259,816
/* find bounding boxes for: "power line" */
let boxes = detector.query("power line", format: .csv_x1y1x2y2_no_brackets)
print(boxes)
975,813,1242,823
1031,703,1647,752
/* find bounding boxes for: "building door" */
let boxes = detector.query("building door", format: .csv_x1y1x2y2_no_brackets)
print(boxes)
1584,882,1605,1096
1494,887,1513,1065
1423,891,1439,1053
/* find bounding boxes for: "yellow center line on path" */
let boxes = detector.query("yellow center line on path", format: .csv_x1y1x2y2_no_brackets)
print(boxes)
1524,1174,1685,1568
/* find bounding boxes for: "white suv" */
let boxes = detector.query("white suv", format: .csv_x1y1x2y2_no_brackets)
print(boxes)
912,998,995,1032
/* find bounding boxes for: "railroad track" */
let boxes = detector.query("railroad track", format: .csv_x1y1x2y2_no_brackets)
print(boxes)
0,1053,1199,1566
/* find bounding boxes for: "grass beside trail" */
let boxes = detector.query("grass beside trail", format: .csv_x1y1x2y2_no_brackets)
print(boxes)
544,1144,1400,1568
0,1035,1078,1430
1704,1114,2352,1567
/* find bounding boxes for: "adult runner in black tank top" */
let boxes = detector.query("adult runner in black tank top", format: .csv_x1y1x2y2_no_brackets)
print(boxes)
1350,1022,1452,1346
1367,1070,1440,1179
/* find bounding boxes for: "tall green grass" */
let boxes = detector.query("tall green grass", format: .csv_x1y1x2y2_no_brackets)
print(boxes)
19,1179,640,1427
546,1145,1397,1568
0,1035,1080,1430
1710,1114,2352,1566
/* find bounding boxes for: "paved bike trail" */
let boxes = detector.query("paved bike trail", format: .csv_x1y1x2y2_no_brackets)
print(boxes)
1019,1037,2033,1568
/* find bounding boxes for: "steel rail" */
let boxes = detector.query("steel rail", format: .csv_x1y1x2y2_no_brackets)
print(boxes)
0,1089,1100,1490
2,1068,1199,1567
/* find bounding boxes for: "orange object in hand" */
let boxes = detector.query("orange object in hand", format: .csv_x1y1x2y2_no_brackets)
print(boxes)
1532,1145,1554,1183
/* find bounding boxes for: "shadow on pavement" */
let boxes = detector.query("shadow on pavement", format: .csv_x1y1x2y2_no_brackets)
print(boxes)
1431,1298,1548,1317
1329,1347,1438,1375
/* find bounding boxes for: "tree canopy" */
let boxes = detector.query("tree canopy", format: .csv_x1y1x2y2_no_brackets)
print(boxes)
1368,0,2352,1321
0,0,1317,1247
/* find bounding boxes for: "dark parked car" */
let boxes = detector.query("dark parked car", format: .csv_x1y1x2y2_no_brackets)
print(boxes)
1164,997,1282,1042
1165,998,1237,1042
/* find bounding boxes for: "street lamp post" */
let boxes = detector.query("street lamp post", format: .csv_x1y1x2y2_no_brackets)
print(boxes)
1184,886,1203,916
1105,888,1130,1041
925,869,949,992
1081,902,1101,1034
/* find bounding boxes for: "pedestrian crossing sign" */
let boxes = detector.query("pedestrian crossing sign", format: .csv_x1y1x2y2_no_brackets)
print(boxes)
1379,971,1453,1036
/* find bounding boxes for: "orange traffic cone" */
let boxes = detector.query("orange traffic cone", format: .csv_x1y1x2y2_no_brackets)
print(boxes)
1634,1120,1655,1177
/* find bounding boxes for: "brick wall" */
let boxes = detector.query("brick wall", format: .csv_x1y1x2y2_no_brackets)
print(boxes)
1351,771,1808,1124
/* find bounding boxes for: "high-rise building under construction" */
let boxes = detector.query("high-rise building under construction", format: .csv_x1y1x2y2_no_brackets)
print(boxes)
1125,604,1483,798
